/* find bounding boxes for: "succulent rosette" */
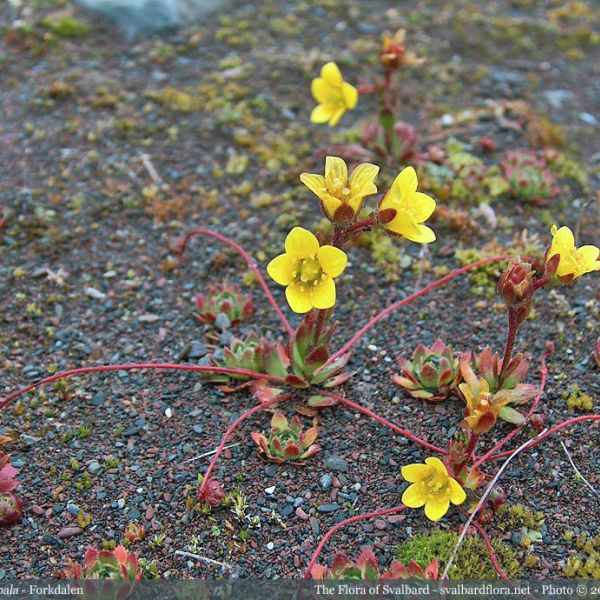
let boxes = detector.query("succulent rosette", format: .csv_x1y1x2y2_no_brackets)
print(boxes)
311,546,438,580
64,546,142,600
0,448,22,527
393,339,460,401
500,149,559,205
194,283,253,326
218,333,289,381
251,412,320,464
0,493,23,527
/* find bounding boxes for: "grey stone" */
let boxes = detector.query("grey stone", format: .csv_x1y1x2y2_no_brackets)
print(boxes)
317,504,340,513
323,455,348,472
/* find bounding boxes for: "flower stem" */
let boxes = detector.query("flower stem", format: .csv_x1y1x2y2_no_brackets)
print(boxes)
0,363,286,411
533,274,550,291
327,255,513,364
454,432,480,476
499,308,518,381
313,308,332,344
483,414,600,463
459,509,509,580
303,504,407,579
197,393,293,496
324,391,447,454
175,228,294,337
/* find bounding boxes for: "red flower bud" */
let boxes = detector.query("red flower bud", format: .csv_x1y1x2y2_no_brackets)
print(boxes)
497,258,535,314
478,505,494,525
479,136,497,152
197,478,225,507
488,485,507,511
530,413,544,433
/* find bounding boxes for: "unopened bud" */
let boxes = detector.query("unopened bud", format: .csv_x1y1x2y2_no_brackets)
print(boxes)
497,258,535,309
530,413,544,433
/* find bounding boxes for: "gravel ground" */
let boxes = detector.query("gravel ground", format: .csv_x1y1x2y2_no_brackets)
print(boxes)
0,0,598,580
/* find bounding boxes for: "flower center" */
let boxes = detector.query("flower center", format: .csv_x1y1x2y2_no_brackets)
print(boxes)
424,471,449,496
328,177,352,201
293,257,325,287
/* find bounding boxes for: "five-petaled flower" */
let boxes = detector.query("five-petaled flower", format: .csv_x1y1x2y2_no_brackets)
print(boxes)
545,224,599,283
310,62,358,127
379,166,436,244
267,227,347,314
300,156,379,224
401,457,466,522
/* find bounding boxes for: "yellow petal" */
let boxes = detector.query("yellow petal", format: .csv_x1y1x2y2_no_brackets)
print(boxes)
311,78,331,103
448,478,467,506
409,224,436,244
300,173,327,199
390,166,418,203
311,103,337,124
551,225,574,247
401,463,430,483
341,81,358,109
424,497,450,522
384,209,423,240
325,156,348,192
328,106,346,127
578,245,600,268
311,277,336,309
267,254,294,286
401,483,426,508
349,163,379,199
321,195,342,220
285,284,313,314
317,245,347,277
321,61,343,86
285,227,319,259
425,457,448,475
410,192,437,223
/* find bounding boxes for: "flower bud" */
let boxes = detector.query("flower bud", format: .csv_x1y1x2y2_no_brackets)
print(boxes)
478,505,494,525
530,413,544,433
497,258,535,309
488,485,507,511
379,29,425,70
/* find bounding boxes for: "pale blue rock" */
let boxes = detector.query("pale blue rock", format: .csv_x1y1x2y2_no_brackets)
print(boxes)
75,0,226,38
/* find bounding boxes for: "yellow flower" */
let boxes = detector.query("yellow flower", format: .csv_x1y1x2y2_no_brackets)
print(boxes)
546,224,599,281
378,166,436,243
300,156,379,223
380,29,425,70
459,377,500,435
267,227,347,314
401,457,466,522
310,62,358,127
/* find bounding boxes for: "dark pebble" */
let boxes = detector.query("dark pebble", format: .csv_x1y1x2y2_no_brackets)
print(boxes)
317,504,340,513
264,464,279,477
320,474,333,490
324,455,349,472
310,517,320,536
128,508,141,520
188,341,207,359
92,393,105,406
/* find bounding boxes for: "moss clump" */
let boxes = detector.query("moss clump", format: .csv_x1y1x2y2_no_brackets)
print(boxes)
42,16,91,38
563,384,594,412
362,229,412,281
395,530,522,579
497,503,545,531
563,532,600,578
